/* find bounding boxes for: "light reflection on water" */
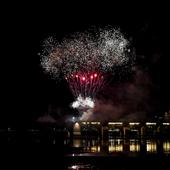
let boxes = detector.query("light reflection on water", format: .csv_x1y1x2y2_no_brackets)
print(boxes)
163,140,170,153
71,138,101,152
73,139,82,148
65,137,170,155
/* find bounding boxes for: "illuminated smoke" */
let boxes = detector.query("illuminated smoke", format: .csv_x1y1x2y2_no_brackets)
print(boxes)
72,95,94,109
80,109,93,121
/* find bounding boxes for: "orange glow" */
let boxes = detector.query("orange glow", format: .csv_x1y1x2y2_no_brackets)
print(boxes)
146,140,157,153
73,139,81,148
74,122,80,128
130,140,140,152
108,122,123,125
109,139,123,152
163,141,170,153
91,146,100,152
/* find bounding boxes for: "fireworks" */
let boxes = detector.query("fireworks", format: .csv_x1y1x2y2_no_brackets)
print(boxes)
65,72,105,99
98,29,129,71
40,27,133,112
72,95,95,109
41,28,131,78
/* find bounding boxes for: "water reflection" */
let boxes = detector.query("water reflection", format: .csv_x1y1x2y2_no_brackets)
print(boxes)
163,140,170,153
73,139,82,148
71,138,101,152
65,137,170,155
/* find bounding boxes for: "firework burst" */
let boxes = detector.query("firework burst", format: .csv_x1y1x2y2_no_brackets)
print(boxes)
41,27,133,111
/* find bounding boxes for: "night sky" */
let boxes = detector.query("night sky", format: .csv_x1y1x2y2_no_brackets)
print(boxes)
2,5,170,127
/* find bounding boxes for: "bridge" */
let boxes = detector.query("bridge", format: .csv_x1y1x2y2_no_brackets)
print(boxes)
72,121,170,138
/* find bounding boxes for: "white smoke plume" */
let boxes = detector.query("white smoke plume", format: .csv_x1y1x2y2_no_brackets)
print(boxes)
81,66,159,122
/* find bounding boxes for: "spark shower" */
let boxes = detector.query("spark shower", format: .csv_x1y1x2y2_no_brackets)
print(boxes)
40,27,134,119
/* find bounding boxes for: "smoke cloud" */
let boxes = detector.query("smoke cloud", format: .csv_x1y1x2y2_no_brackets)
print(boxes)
37,114,56,123
80,109,93,121
82,66,158,122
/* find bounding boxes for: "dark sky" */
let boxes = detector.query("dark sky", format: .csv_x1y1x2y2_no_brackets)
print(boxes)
2,5,170,126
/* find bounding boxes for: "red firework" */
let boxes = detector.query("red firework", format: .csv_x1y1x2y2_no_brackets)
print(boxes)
65,72,106,98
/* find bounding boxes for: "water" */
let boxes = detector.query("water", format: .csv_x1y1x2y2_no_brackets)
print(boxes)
64,137,170,169
5,129,170,169
64,137,170,155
